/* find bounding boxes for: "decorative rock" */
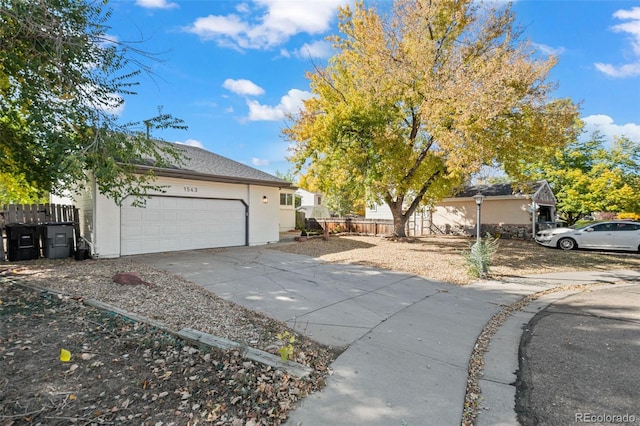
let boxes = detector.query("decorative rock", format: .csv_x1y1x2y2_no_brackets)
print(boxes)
112,272,153,288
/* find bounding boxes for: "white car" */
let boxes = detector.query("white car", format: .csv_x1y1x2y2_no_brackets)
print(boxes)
535,221,640,251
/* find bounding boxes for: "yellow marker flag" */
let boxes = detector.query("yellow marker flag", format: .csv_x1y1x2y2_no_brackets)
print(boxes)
60,349,71,362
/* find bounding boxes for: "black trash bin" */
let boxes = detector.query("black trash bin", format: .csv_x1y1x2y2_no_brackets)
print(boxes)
43,222,75,259
6,224,40,261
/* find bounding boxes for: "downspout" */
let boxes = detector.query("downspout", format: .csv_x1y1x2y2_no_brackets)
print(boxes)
245,184,250,246
242,199,249,246
531,200,536,239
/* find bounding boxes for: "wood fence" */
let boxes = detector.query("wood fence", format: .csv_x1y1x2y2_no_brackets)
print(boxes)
304,217,452,237
305,218,396,236
1,203,79,225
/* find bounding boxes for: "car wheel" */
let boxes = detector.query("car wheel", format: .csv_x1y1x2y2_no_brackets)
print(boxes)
558,237,576,250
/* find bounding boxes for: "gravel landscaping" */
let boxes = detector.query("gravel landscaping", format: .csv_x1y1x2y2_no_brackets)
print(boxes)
274,234,640,285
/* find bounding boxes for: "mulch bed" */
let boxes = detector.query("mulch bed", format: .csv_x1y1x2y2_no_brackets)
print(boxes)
0,281,329,425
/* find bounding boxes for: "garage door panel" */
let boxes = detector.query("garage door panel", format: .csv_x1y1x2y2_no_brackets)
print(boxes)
121,197,246,255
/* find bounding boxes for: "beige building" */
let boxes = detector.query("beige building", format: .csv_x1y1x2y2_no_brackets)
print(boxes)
366,181,557,239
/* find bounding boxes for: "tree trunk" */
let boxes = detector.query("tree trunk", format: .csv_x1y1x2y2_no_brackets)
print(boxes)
390,204,409,237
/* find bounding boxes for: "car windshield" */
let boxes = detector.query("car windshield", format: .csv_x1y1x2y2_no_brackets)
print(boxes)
572,224,592,230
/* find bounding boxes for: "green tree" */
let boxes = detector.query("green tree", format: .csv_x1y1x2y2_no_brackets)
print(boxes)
284,0,580,236
0,172,48,204
0,0,186,204
521,132,640,225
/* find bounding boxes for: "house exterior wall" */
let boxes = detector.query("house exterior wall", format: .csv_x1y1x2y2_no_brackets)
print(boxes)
94,187,121,258
248,185,280,245
431,197,532,229
278,188,296,232
365,202,393,220
296,189,321,207
75,180,96,256
365,196,538,238
85,175,281,257
366,197,532,226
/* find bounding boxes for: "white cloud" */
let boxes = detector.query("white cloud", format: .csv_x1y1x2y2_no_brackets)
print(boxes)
582,114,640,143
79,84,124,116
176,139,205,148
187,14,248,43
293,39,334,59
100,34,119,45
184,0,349,50
236,3,250,14
532,42,565,57
222,78,265,96
279,48,291,58
593,62,640,78
594,6,640,77
98,93,125,117
252,157,270,166
103,94,125,116
246,88,312,121
135,0,178,9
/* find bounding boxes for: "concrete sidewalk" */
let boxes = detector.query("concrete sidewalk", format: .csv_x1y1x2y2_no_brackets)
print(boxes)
133,247,640,426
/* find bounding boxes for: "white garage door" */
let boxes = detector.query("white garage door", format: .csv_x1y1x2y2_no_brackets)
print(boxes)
121,196,246,255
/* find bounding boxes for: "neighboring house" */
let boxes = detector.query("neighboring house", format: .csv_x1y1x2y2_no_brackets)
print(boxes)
279,187,297,232
73,141,295,258
365,180,557,239
296,188,323,207
296,188,330,218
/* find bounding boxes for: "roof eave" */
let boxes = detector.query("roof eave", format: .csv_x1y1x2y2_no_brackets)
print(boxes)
135,166,295,189
441,193,531,202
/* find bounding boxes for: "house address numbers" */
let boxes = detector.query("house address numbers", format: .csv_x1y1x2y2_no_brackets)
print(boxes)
183,186,198,193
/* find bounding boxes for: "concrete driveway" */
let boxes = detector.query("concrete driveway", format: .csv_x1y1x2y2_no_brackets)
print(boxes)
131,246,640,426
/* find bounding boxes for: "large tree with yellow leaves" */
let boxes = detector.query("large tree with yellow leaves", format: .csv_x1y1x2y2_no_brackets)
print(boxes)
284,0,580,236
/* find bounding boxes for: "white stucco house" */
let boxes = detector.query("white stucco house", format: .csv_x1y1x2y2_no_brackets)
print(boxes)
295,188,331,218
74,142,296,258
366,181,557,239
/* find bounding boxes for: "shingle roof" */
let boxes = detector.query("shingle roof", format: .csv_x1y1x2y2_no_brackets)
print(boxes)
138,141,293,188
454,181,545,198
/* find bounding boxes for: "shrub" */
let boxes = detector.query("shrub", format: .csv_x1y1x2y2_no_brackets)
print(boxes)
462,233,499,278
618,212,640,221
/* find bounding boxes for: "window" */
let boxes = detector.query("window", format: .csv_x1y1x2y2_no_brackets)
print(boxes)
280,193,293,206
616,223,640,231
591,223,614,232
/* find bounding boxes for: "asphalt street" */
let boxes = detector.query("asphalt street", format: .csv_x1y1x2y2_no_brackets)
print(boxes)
515,284,640,426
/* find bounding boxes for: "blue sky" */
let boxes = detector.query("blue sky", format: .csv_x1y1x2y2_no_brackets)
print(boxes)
107,0,640,176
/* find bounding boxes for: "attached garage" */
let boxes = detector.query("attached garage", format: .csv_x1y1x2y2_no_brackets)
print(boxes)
120,196,247,255
74,142,294,258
